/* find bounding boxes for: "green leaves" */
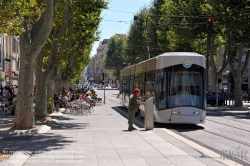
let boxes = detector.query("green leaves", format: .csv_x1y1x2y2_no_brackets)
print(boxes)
105,36,127,80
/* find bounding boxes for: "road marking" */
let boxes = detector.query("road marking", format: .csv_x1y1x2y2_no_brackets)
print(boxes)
161,128,243,166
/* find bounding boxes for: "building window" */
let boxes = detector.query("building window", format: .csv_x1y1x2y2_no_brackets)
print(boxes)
242,77,248,83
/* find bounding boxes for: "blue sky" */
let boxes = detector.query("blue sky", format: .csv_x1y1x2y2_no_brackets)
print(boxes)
90,0,153,57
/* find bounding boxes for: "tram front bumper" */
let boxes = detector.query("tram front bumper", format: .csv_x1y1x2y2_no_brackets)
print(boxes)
170,114,204,124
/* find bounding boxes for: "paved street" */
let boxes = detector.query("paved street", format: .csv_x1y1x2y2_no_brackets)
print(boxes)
97,89,250,166
0,88,249,165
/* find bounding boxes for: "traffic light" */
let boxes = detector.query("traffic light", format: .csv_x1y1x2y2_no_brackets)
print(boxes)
134,15,138,21
218,78,222,83
207,17,213,32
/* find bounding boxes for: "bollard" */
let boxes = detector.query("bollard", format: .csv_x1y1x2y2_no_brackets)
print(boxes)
33,103,36,125
144,97,154,130
1,104,5,113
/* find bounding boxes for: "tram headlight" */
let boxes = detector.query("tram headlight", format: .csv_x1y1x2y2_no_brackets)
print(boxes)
172,111,180,114
193,111,199,114
183,59,192,68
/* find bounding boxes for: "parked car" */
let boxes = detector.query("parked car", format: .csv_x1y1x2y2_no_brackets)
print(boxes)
206,92,224,106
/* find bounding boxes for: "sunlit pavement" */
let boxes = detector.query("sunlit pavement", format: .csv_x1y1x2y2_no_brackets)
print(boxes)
1,89,247,166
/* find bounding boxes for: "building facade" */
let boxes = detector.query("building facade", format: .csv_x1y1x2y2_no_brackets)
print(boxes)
88,34,126,84
89,39,109,83
0,34,20,86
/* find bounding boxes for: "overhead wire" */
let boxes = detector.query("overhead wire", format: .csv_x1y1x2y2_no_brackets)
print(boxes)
103,6,250,18
101,19,131,23
102,5,250,29
103,9,135,14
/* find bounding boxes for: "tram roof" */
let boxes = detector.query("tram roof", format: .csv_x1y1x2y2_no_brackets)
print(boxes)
156,52,206,69
121,52,206,71
158,52,204,57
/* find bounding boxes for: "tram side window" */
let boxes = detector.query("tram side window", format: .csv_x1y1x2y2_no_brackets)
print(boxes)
146,72,155,99
129,75,134,97
123,76,130,97
134,74,145,96
156,70,167,110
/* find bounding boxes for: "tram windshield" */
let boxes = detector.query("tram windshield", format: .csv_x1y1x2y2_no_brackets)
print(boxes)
169,65,205,109
156,64,205,110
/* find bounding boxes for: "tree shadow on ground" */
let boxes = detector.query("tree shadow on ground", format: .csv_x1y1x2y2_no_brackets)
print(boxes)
48,114,76,120
0,133,76,154
0,114,14,128
37,121,89,130
0,113,89,131
0,113,90,156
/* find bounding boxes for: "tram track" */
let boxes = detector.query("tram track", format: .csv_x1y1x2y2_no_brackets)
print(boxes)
96,89,250,149
201,129,250,147
206,118,250,133
211,115,250,125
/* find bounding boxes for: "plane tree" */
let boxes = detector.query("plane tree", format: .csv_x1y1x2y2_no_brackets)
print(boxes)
157,0,227,94
104,35,127,80
124,7,151,65
10,0,58,129
34,0,107,117
34,0,68,117
209,0,250,107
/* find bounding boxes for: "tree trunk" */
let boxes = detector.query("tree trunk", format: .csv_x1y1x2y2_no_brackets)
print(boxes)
34,51,48,118
13,46,34,129
210,68,217,92
228,43,245,107
35,73,48,117
208,35,228,93
47,79,55,113
13,0,56,129
234,73,243,107
55,69,62,95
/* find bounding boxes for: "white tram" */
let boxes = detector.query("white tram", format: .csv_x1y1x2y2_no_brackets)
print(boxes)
120,52,206,124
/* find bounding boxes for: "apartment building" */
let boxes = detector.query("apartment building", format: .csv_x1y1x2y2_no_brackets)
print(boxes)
88,34,127,83
89,39,109,83
0,34,20,86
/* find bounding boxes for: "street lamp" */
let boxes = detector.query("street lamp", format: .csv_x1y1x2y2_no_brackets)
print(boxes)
147,46,150,59
147,46,160,59
103,68,107,104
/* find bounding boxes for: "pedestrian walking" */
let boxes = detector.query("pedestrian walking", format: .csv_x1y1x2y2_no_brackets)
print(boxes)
128,88,145,131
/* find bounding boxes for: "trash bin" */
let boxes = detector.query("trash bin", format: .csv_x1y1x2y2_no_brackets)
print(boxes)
144,97,154,130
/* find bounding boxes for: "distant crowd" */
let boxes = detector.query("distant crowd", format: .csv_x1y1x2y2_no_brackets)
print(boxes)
54,86,98,110
0,85,18,115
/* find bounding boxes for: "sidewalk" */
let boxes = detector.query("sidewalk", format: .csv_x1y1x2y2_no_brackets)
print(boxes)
0,104,234,166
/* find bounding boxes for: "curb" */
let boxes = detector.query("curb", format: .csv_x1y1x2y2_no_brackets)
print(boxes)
0,125,51,135
0,151,30,166
0,125,51,166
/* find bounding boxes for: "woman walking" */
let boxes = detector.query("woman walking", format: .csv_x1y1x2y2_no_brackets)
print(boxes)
128,88,145,131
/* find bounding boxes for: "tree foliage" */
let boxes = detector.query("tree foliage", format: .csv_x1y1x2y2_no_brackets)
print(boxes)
124,7,151,66
124,0,250,107
105,35,127,80
60,0,107,82
0,0,107,128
